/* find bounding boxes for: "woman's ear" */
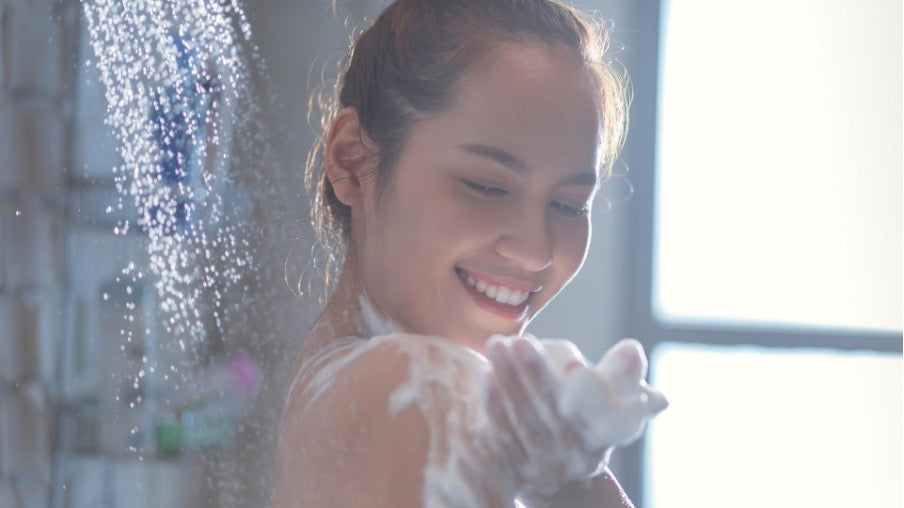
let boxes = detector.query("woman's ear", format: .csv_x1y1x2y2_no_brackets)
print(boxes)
325,107,376,206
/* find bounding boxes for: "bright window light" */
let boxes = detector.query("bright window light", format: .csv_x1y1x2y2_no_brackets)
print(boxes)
654,0,903,332
644,342,903,508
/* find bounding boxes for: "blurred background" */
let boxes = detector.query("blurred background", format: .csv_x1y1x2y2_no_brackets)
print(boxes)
0,0,900,507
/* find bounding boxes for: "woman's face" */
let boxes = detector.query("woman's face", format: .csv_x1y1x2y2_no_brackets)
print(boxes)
353,44,603,352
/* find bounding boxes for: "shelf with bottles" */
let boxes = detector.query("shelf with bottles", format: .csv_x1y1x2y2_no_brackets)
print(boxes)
56,272,261,460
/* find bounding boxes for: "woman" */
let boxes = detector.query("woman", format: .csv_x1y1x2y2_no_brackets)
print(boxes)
273,1,662,506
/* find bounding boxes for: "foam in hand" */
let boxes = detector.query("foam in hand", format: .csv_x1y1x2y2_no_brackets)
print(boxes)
543,338,668,449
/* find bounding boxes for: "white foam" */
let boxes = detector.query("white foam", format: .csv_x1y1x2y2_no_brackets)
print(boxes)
358,292,404,336
286,331,511,507
554,338,669,448
283,297,514,506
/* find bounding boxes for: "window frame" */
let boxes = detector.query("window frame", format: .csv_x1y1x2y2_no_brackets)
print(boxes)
611,0,904,504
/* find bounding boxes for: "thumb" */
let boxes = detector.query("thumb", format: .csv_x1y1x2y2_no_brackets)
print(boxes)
596,338,648,385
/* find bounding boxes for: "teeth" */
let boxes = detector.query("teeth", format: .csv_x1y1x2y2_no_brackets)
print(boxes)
458,268,531,306
507,290,525,305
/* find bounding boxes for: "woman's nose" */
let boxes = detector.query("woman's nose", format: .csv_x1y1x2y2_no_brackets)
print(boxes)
494,212,553,272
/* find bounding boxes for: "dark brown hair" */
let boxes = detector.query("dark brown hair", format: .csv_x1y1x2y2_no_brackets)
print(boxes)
306,0,629,294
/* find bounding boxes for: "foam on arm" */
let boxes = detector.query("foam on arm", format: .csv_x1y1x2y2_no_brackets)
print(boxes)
274,334,516,508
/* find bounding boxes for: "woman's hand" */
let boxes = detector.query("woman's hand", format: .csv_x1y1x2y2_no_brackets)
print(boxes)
485,335,610,495
558,338,669,450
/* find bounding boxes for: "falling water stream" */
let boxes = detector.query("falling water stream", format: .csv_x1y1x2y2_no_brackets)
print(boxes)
75,0,302,504
82,0,260,345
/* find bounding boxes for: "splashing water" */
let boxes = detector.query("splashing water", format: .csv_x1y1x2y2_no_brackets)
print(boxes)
78,2,300,505
82,0,264,347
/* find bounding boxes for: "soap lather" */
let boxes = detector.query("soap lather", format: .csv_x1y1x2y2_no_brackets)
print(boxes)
540,337,669,449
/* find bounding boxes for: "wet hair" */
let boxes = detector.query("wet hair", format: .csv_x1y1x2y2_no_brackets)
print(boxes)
305,0,629,294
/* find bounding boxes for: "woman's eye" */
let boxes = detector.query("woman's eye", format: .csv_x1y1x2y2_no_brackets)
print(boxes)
551,200,589,218
463,180,509,197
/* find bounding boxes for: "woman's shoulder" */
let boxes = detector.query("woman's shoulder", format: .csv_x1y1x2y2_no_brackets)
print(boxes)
274,333,491,508
286,333,487,414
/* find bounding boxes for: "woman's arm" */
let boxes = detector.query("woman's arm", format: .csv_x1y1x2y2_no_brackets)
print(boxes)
273,339,430,508
274,333,644,507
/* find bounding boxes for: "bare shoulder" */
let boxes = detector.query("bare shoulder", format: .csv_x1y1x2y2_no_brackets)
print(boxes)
272,334,489,508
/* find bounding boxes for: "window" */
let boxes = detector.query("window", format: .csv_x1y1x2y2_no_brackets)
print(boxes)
645,343,902,508
632,1,903,506
654,0,902,333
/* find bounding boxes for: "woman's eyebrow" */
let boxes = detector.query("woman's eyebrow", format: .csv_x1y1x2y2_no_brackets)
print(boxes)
458,143,530,175
457,143,599,187
561,171,599,187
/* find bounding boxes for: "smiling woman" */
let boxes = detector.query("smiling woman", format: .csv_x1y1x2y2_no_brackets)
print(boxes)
333,43,602,353
271,1,661,507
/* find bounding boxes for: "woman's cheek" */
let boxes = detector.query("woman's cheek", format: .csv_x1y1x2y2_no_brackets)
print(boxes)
450,190,510,230
555,216,592,276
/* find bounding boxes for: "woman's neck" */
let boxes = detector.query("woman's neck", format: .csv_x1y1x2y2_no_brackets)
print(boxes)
306,263,403,347
307,267,367,344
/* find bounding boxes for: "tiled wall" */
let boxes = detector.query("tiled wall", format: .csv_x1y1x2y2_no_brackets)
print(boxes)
1,1,209,506
0,0,353,504
1,0,75,505
0,0,75,507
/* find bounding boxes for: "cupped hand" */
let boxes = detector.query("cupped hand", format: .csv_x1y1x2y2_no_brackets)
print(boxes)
558,338,669,450
484,335,610,495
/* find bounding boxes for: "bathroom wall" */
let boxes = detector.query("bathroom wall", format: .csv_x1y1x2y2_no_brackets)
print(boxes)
0,0,354,505
0,0,74,504
1,0,208,506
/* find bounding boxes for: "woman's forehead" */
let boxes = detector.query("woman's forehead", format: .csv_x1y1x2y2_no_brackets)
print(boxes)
426,44,603,176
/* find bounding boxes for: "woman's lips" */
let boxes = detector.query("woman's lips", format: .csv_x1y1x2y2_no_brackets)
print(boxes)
455,267,536,320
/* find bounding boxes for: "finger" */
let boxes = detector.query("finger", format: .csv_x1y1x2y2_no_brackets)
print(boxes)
485,378,528,467
508,338,566,449
488,339,554,451
642,383,669,414
514,337,562,406
598,339,647,384
512,339,572,448
539,338,589,376
515,338,572,432
487,339,531,416
606,392,653,446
